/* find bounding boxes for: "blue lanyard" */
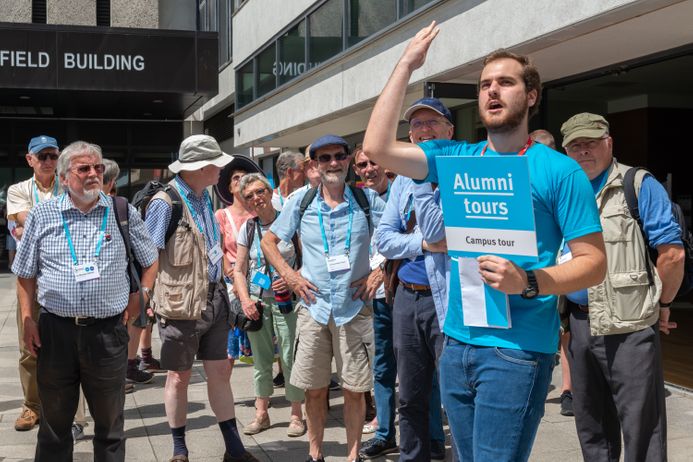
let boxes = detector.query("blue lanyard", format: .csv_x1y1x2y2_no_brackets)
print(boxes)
61,194,110,266
175,179,219,244
33,177,58,204
403,194,414,223
278,190,285,206
385,182,391,202
317,198,353,255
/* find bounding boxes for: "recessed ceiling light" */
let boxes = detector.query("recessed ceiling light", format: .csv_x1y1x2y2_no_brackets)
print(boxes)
19,95,31,100
143,112,152,116
152,99,163,103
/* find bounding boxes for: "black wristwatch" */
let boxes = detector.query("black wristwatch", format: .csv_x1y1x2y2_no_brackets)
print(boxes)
521,270,539,299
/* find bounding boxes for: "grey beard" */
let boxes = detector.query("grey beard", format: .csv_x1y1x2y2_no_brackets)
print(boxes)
68,185,101,203
320,170,347,186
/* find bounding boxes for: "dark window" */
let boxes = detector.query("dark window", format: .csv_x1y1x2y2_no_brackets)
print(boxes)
197,0,217,31
237,61,255,108
96,0,110,27
257,43,277,97
278,21,308,85
401,0,435,15
348,0,396,46
308,0,343,64
32,0,46,23
218,0,232,65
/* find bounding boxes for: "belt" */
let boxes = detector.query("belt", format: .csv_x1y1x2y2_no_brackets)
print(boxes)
41,308,120,326
400,281,432,293
578,304,589,313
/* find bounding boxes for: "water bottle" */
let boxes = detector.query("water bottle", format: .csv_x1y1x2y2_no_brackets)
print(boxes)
272,273,293,314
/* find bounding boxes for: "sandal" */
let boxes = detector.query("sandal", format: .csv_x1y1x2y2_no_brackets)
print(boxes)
287,418,306,437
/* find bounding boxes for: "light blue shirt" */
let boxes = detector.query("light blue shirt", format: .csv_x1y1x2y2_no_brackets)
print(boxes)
420,140,603,354
271,185,385,326
376,175,450,325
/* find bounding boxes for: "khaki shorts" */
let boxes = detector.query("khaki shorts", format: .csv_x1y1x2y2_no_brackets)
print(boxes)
290,303,374,392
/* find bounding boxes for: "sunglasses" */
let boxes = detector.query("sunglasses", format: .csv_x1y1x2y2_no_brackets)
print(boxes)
71,163,105,175
243,187,268,201
355,160,377,170
316,152,349,163
36,152,60,162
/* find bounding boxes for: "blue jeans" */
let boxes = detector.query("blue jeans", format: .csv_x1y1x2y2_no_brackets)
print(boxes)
440,337,554,462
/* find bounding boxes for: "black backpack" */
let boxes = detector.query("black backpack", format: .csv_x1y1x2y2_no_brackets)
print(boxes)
111,195,149,326
131,180,184,244
298,185,373,235
244,216,302,268
623,167,693,298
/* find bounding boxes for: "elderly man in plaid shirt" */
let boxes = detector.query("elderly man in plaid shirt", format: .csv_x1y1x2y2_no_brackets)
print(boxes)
12,141,159,462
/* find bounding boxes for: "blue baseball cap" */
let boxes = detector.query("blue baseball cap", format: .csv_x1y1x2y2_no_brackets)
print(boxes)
309,134,350,159
403,97,453,123
28,135,59,154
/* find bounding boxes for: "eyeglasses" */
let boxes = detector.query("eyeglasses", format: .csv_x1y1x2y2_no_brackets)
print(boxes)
410,118,448,131
565,137,608,154
36,152,59,162
316,152,349,163
355,160,377,170
71,163,105,175
231,174,244,183
243,187,268,201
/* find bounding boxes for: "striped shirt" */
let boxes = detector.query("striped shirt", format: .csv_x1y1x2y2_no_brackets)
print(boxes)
12,193,159,318
145,177,222,282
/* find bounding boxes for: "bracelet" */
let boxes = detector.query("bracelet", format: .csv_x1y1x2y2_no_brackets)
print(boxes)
659,301,673,308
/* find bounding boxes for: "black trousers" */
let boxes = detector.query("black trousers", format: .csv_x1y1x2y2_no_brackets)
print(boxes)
36,310,128,462
567,307,667,462
393,285,445,462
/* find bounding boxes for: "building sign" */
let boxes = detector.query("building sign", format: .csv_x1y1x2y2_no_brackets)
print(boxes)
0,25,218,94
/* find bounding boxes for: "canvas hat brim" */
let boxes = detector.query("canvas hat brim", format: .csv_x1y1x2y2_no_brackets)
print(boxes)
562,128,609,147
168,152,234,174
214,156,265,205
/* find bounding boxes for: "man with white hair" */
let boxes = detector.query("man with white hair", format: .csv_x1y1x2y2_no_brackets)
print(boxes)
13,141,159,461
272,149,306,210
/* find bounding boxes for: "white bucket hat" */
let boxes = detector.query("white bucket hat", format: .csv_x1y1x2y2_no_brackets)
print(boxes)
168,134,234,173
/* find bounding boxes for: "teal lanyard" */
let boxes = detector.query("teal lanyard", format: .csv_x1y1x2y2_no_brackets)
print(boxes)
385,182,391,202
404,194,414,223
317,198,353,255
279,191,285,207
61,193,110,266
255,214,278,271
175,179,219,244
33,177,58,204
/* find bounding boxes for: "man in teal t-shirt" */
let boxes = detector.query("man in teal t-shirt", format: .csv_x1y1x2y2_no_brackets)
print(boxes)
362,22,606,462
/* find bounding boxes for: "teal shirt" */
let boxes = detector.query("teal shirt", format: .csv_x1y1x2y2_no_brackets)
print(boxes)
420,140,602,353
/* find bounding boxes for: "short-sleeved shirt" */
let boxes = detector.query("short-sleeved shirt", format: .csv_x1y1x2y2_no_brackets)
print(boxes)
12,192,158,318
237,217,296,297
271,185,385,326
420,140,603,354
215,206,255,270
7,176,62,222
145,177,223,282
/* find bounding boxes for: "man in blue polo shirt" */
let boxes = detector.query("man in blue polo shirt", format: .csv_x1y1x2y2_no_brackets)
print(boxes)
262,135,385,462
362,22,606,461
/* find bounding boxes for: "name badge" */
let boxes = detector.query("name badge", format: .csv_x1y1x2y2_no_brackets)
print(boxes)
74,262,100,282
326,254,351,272
558,251,573,265
251,271,272,290
208,243,223,264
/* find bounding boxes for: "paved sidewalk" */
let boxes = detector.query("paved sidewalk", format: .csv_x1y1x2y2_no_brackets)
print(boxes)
1,272,692,461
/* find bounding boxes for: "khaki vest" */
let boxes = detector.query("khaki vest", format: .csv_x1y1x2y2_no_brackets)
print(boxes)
151,186,209,320
586,159,661,335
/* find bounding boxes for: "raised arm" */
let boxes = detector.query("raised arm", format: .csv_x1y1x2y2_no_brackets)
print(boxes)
362,22,439,179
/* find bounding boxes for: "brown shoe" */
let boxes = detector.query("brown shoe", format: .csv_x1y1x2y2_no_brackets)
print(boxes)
242,414,270,435
15,407,39,431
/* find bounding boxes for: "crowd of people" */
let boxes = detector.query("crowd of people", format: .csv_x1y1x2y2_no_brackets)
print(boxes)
8,21,681,462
